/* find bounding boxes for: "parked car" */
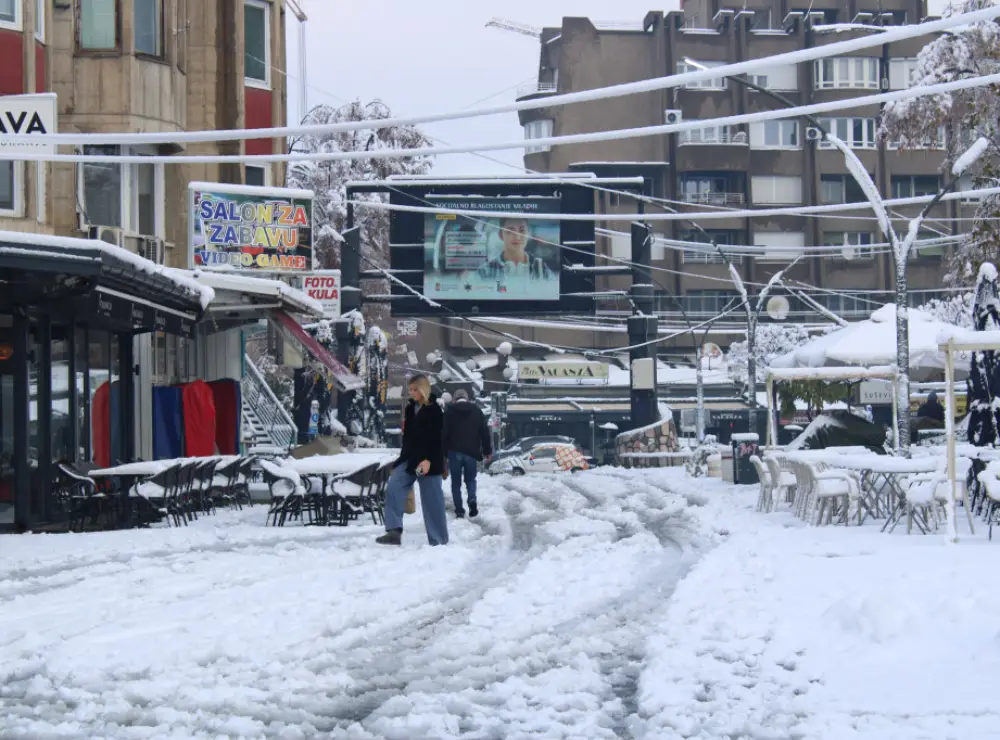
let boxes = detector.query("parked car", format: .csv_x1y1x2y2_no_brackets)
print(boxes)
489,436,581,470
489,442,591,476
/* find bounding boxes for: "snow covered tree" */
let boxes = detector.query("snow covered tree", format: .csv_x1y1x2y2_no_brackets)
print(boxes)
916,291,975,329
287,101,434,301
967,263,1000,447
880,0,1000,284
727,323,813,386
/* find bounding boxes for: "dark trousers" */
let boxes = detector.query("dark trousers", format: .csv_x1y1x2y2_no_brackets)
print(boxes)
448,451,478,513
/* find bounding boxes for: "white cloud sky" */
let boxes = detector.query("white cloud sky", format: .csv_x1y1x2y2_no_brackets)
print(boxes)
286,0,950,177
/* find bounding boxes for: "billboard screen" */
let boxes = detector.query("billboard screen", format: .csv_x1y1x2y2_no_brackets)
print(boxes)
189,183,314,272
422,196,560,301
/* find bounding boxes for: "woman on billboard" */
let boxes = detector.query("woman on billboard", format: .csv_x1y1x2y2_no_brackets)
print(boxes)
476,218,555,282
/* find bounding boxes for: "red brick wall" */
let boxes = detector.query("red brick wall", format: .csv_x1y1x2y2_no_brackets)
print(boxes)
244,86,273,155
0,29,24,95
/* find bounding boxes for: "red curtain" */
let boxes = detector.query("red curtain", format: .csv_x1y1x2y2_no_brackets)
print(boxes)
92,382,111,468
208,380,240,455
181,380,217,457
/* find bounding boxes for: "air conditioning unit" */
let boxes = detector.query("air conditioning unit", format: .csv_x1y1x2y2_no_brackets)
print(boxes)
880,77,890,90
805,126,823,141
664,109,683,125
88,225,125,248
138,236,165,265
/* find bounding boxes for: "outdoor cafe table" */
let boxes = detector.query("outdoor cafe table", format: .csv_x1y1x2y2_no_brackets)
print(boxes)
283,453,398,525
828,454,941,526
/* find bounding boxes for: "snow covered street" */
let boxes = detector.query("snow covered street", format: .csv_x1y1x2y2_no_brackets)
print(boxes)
3,468,1000,739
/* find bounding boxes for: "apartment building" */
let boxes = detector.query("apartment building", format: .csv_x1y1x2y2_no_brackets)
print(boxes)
513,0,970,336
0,0,288,265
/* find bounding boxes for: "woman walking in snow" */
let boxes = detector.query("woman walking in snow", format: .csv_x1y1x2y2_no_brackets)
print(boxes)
377,374,449,546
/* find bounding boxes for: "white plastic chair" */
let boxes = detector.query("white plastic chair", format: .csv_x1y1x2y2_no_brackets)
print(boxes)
764,456,797,505
750,455,773,512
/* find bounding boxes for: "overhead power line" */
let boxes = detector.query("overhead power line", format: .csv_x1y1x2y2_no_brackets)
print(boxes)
6,4,1000,148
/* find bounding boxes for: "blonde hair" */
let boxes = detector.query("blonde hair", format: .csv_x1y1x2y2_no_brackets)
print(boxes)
408,374,432,405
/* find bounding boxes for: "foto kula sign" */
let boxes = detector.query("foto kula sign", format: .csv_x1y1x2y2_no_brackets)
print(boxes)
299,270,342,318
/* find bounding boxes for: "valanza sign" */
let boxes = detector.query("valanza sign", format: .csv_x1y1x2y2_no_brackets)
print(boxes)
299,270,342,318
519,361,610,380
188,182,314,272
0,93,57,155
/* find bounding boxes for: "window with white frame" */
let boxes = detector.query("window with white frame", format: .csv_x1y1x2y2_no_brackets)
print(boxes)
814,57,880,89
817,117,878,149
913,230,946,259
820,174,869,204
0,161,22,216
79,0,118,50
749,64,798,91
245,165,269,187
751,175,802,204
677,123,743,145
0,0,18,28
524,119,553,154
824,231,874,259
891,175,940,199
677,60,728,90
82,146,122,227
81,145,164,236
134,0,162,56
753,230,805,261
749,120,799,149
35,0,44,40
889,58,918,90
245,0,270,87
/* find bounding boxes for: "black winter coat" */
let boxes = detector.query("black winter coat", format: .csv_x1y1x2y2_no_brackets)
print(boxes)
443,401,493,461
397,395,446,475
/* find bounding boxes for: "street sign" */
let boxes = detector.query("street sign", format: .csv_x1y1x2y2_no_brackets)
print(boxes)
0,94,57,155
519,361,609,380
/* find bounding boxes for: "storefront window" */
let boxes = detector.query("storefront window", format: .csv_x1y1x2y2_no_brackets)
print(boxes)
52,337,72,462
76,326,89,460
88,330,111,464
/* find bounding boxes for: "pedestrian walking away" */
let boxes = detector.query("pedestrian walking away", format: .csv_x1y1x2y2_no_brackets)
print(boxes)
377,375,449,546
442,388,492,519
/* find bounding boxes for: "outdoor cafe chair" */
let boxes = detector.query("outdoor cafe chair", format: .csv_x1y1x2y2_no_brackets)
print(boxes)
750,455,774,513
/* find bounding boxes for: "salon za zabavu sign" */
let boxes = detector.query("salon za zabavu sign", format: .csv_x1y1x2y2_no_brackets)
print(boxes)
188,182,315,272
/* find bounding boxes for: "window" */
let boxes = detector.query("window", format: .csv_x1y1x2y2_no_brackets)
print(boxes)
677,123,744,145
889,58,918,89
35,0,44,40
176,0,187,71
683,290,741,314
751,7,772,29
0,0,17,28
820,175,868,204
753,231,806,261
245,164,270,187
0,161,19,215
913,230,945,260
886,126,946,151
751,176,802,204
134,163,156,236
824,231,874,260
678,230,744,264
79,0,118,50
814,57,879,89
245,0,270,87
817,118,878,149
81,146,122,227
134,0,161,56
891,175,940,199
749,64,798,91
680,174,745,205
524,119,553,154
750,120,799,149
677,61,727,90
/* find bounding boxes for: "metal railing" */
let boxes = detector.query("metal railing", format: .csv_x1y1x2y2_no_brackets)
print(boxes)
242,353,297,449
677,130,748,146
680,192,746,205
516,81,558,98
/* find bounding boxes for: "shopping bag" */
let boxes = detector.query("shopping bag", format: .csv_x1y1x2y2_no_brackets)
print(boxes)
405,486,416,514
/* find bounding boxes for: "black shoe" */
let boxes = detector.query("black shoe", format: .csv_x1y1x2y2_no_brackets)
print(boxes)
376,529,402,546
455,510,465,519
469,505,478,518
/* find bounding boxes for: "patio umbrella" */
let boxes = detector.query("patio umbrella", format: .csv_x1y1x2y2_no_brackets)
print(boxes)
770,304,969,381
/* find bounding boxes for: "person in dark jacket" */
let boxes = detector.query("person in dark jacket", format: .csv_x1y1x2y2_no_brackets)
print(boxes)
377,375,448,546
442,389,492,518
917,391,946,423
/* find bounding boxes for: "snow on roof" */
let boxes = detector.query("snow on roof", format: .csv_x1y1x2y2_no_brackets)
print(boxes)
768,365,897,381
0,230,214,309
185,269,324,316
811,23,885,32
188,181,314,199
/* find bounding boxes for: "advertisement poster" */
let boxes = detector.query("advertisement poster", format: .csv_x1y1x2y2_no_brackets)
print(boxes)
423,196,560,301
189,183,314,272
299,270,341,318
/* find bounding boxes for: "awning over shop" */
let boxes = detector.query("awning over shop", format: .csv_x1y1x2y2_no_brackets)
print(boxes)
270,310,364,391
190,270,324,318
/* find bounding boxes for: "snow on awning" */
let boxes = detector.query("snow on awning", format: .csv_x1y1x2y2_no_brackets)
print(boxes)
269,310,364,391
185,269,324,317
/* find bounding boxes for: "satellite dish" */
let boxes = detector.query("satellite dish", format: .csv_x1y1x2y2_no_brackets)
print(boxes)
766,295,790,320
702,342,723,359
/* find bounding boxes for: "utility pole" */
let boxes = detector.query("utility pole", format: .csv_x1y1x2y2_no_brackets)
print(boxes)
628,221,659,428
336,225,362,431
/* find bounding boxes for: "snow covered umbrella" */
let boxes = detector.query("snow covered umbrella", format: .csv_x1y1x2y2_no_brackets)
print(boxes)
770,304,970,382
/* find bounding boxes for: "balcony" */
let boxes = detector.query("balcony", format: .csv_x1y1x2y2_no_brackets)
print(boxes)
680,192,746,206
516,81,558,99
677,129,748,146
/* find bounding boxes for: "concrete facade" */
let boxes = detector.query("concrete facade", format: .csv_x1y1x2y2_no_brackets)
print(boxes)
0,0,288,268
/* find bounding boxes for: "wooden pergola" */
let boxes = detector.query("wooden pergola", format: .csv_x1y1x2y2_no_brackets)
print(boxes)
765,365,901,449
